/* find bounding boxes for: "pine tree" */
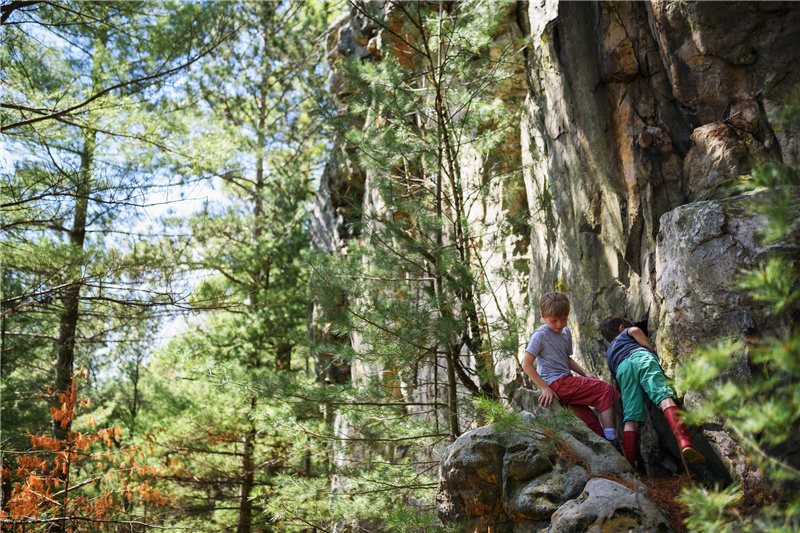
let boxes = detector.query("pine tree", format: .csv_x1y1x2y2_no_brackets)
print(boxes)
307,1,526,528
1,2,235,528
124,2,335,531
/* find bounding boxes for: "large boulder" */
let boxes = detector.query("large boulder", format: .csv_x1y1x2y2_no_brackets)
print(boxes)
654,187,800,488
655,189,800,362
547,478,672,533
436,388,672,533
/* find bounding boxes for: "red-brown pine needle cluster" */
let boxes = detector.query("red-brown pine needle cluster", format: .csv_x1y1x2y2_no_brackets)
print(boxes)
1,372,170,531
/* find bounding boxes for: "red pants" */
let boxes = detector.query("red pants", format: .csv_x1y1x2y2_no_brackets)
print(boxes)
550,375,620,436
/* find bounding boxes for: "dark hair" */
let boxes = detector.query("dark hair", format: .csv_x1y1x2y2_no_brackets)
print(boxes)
599,316,634,342
540,292,570,318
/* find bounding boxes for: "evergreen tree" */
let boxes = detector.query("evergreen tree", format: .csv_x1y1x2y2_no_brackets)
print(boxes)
308,0,525,528
1,2,235,529
126,2,335,531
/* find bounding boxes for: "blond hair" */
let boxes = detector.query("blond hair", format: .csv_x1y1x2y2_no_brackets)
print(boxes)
539,292,570,318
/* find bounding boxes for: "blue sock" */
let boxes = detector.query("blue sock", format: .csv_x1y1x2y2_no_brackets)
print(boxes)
603,428,617,441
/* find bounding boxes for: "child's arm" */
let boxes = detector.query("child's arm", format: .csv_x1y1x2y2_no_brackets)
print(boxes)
627,326,656,353
567,357,599,380
522,351,558,406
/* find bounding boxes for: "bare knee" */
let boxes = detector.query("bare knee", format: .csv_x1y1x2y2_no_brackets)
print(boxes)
658,397,677,410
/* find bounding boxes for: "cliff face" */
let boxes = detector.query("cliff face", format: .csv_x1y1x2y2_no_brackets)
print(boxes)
313,0,800,522
520,0,798,349
517,0,799,489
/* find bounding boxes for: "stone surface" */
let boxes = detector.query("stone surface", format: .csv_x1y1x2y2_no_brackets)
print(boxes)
655,189,799,361
510,388,632,477
683,123,770,201
437,388,671,533
547,478,672,533
654,188,800,487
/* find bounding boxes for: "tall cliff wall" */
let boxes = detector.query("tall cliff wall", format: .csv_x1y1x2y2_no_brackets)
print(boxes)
311,0,800,501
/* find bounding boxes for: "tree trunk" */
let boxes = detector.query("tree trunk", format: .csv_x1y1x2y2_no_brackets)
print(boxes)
50,128,94,533
52,131,94,440
236,408,257,533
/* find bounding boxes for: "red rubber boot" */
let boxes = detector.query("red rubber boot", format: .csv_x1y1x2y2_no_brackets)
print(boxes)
622,430,638,469
663,406,705,465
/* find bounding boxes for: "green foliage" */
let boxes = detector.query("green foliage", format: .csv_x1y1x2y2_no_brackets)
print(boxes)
308,3,529,527
1,0,217,459
680,484,742,533
317,0,526,392
474,396,577,450
114,3,335,531
2,1,332,531
677,101,800,532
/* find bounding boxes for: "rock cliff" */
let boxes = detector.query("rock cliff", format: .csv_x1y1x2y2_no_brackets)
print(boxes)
312,0,800,529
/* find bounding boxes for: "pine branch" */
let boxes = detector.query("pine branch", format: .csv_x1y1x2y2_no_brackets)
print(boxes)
2,23,239,132
0,0,41,24
0,516,190,530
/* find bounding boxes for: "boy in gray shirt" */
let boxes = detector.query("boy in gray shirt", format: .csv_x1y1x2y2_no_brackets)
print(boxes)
522,292,621,442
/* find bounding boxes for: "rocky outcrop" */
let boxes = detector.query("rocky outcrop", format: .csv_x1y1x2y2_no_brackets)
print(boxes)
654,188,800,486
549,478,672,533
436,389,672,533
655,190,794,359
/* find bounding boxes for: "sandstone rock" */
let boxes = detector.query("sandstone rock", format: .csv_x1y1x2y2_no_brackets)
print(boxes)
600,2,640,83
437,388,656,532
655,189,799,360
728,98,762,135
646,1,800,139
683,122,770,201
655,188,800,486
547,478,673,533
511,388,631,476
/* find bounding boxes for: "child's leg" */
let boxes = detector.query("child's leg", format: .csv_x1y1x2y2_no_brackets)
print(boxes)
658,398,676,410
616,358,649,469
632,352,705,466
598,408,614,430
622,420,640,468
550,376,620,439
564,404,604,436
662,404,705,465
550,377,603,435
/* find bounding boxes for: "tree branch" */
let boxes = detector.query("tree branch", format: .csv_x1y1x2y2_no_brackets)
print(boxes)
0,0,42,24
2,24,238,132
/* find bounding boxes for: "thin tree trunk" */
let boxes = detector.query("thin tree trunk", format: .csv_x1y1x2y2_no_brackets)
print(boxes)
52,130,93,438
236,40,270,524
445,347,460,440
50,128,94,533
428,16,497,399
237,402,257,533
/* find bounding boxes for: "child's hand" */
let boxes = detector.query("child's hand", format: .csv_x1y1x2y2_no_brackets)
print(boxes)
539,386,558,406
584,372,599,380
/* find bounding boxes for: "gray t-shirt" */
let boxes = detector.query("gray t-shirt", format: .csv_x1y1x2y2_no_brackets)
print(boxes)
525,324,572,385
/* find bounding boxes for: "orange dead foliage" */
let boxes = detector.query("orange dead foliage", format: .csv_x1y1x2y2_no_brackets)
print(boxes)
3,374,173,531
